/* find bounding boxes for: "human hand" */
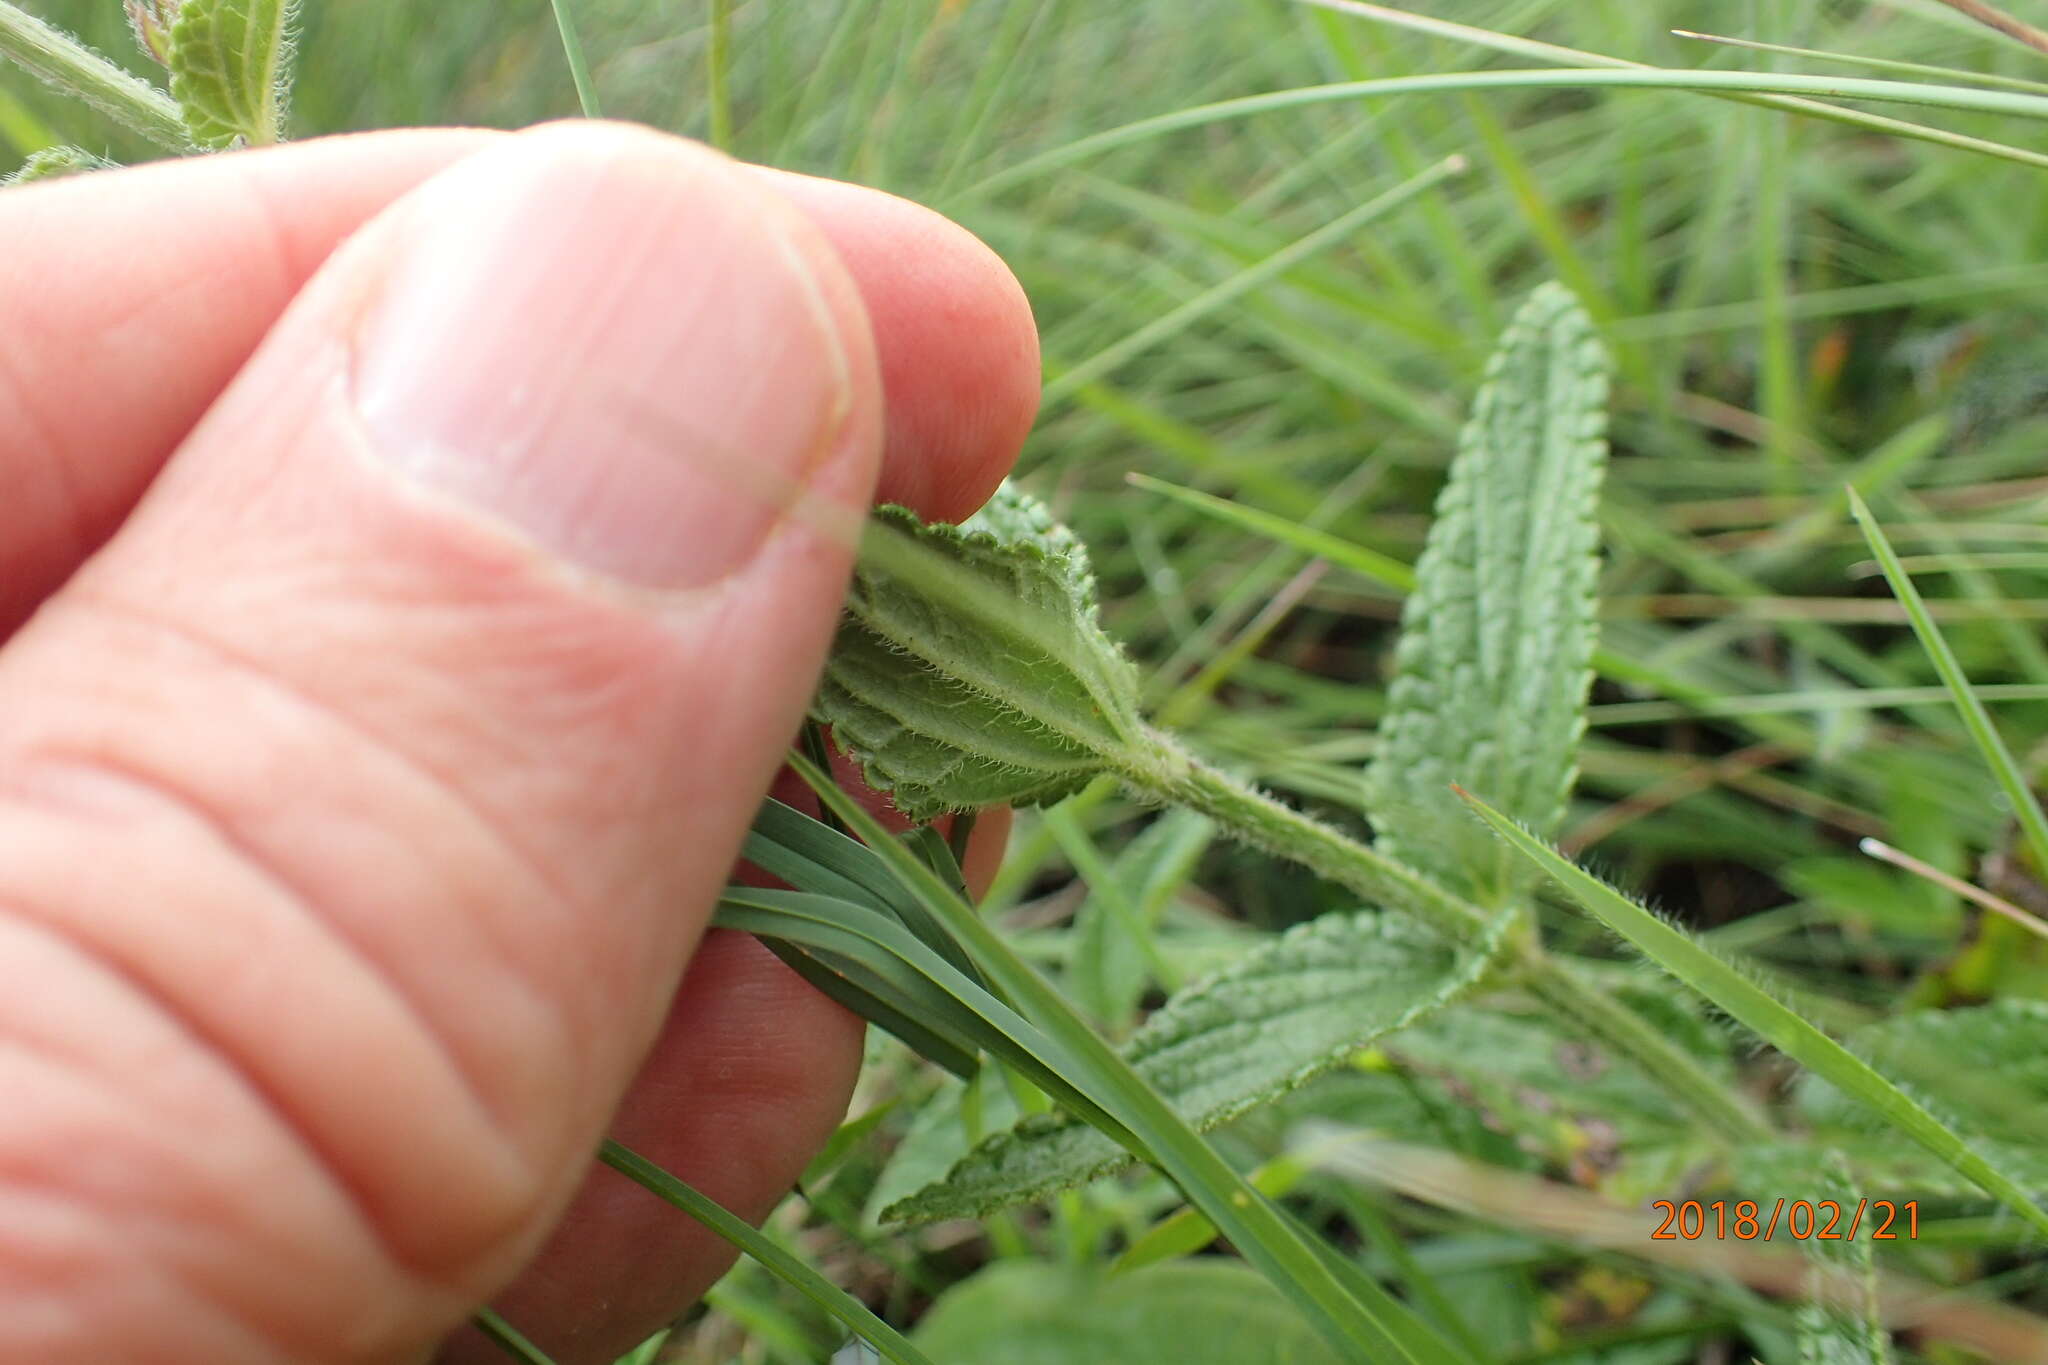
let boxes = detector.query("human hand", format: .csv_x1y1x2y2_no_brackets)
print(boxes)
0,121,1037,1363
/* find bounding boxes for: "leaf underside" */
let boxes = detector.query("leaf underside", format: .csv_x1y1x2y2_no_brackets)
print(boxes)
885,911,1497,1223
167,0,295,148
816,483,1146,820
1366,282,1611,906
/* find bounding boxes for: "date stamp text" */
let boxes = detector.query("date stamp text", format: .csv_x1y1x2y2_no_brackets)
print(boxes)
1650,1199,1918,1242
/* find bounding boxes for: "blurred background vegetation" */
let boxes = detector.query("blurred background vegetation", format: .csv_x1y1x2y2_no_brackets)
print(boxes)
11,1,2048,1359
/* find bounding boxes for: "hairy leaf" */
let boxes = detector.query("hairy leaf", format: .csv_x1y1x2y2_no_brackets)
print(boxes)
2,144,112,184
884,911,1498,1222
1367,283,1610,905
167,0,295,147
818,482,1160,819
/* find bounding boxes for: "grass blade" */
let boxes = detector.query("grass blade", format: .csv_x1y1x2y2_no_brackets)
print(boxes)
714,889,1140,1146
1127,473,1416,593
599,1141,936,1365
471,1309,558,1365
1298,0,2048,170
546,0,600,117
965,67,2048,201
1460,789,2048,1239
1848,488,2048,894
1041,153,1467,409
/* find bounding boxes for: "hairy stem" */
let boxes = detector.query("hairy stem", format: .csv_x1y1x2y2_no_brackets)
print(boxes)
1143,740,1772,1143
0,1,186,148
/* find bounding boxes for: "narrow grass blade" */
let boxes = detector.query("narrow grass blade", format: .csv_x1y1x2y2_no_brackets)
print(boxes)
1672,28,2048,95
714,890,1139,1146
599,1141,936,1365
1042,154,1467,409
1296,0,2048,171
705,0,732,148
1460,790,2048,1239
966,68,2048,201
546,0,600,117
471,1309,558,1365
745,797,988,989
1848,488,2048,894
1127,473,1416,592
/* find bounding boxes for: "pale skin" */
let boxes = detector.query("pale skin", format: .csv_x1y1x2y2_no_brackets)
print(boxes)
0,122,1035,1363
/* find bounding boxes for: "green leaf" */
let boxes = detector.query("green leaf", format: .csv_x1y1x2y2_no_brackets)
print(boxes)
912,1260,1348,1365
819,483,1163,820
885,910,1500,1223
1462,791,2048,1239
166,0,296,148
1367,283,1611,907
862,1073,1026,1230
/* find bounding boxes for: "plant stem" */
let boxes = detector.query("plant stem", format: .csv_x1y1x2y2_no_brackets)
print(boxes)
0,1,185,149
1155,747,1491,936
1148,743,1772,1143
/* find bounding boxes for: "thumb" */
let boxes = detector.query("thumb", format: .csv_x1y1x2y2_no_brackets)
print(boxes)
0,123,879,1362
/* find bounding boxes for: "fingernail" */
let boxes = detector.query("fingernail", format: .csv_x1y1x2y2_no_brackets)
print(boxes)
350,128,857,588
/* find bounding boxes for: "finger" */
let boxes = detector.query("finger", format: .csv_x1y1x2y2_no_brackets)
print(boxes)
0,121,883,1363
435,930,866,1364
0,137,1038,632
754,168,1039,520
0,129,497,633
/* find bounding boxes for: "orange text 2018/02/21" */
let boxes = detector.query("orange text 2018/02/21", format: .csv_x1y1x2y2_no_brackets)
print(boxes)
1649,1199,1918,1242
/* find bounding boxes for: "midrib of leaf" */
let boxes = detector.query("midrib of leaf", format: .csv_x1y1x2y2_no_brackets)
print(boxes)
168,0,293,147
823,633,1103,775
855,513,1146,753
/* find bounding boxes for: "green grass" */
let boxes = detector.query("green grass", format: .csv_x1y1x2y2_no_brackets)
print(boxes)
11,0,2048,1360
